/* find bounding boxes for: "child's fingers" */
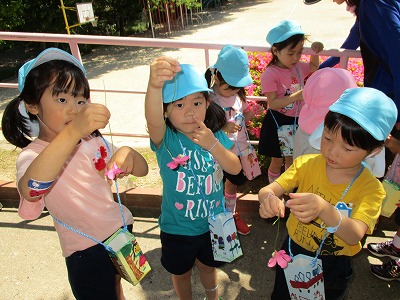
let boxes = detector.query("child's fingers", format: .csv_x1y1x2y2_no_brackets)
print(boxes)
153,57,181,75
193,115,206,129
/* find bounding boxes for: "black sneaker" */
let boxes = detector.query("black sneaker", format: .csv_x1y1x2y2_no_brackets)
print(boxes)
367,240,400,260
370,259,400,281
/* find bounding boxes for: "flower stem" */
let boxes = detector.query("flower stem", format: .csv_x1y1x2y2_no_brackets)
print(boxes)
272,214,280,250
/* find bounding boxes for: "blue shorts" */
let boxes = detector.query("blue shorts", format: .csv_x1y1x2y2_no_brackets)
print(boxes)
65,224,133,300
160,231,225,275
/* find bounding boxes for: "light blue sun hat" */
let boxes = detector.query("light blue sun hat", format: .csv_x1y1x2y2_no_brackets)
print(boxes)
18,48,86,92
329,87,397,141
212,44,253,87
308,87,397,178
162,64,212,104
266,20,305,45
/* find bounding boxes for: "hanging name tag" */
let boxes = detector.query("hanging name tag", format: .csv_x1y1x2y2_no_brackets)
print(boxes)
284,254,325,299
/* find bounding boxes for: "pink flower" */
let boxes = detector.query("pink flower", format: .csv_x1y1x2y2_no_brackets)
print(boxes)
167,155,189,170
104,162,124,180
268,250,291,268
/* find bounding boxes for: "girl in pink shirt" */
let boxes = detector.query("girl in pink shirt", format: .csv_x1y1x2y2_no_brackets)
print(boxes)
258,20,323,183
1,48,148,300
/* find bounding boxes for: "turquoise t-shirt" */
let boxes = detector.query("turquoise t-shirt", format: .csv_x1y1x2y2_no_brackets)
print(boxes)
151,127,233,236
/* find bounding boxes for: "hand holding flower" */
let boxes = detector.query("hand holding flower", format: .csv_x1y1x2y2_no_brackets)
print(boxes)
104,162,124,180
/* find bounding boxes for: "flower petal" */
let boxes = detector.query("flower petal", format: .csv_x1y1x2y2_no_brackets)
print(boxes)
268,256,277,268
167,161,179,170
104,162,124,180
175,155,189,166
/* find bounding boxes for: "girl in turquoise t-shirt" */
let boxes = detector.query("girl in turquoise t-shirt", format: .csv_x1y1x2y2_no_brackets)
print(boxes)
145,57,241,300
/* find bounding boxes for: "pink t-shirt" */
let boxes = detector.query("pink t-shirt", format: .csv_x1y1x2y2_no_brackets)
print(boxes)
260,61,310,117
210,92,250,155
17,137,134,257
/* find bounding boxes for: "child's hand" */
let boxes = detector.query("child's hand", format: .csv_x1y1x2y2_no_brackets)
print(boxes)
70,103,110,139
192,115,217,149
286,192,324,223
311,41,324,54
259,193,286,219
224,121,238,133
148,56,181,89
106,146,148,184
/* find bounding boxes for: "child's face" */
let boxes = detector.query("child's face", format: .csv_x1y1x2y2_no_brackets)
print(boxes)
166,92,208,136
36,84,88,142
274,40,304,69
320,127,369,170
214,77,240,98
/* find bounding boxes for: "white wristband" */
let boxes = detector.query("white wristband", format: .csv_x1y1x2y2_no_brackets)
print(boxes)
208,138,218,152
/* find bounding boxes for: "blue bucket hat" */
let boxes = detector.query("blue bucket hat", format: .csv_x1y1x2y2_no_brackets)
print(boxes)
329,87,397,141
266,20,305,45
18,48,86,92
212,44,253,87
162,64,212,104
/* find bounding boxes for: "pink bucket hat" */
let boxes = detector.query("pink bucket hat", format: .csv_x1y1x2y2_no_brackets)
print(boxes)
298,68,357,135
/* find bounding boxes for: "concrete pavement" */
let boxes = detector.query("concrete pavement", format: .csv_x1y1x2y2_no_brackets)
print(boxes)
1,206,399,300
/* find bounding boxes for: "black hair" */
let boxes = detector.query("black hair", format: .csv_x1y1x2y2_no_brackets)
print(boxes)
324,111,384,153
1,59,96,148
204,68,247,103
268,34,306,67
163,91,226,133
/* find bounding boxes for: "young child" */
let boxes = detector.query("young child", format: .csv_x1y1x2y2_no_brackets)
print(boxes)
205,44,261,235
145,57,241,300
259,87,397,299
257,19,324,183
1,48,148,300
293,67,357,159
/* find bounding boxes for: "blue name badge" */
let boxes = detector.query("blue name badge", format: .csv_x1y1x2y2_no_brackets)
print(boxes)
336,202,352,218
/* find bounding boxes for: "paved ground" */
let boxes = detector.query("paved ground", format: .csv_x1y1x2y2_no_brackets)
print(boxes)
1,206,399,300
1,0,400,299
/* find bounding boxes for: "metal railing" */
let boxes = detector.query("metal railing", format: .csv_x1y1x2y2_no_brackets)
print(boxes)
0,31,361,140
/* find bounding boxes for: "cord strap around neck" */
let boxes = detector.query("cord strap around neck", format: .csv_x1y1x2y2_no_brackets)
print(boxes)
288,164,364,266
49,136,127,254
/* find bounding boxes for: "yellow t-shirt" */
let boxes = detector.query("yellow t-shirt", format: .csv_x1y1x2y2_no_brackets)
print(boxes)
276,154,385,256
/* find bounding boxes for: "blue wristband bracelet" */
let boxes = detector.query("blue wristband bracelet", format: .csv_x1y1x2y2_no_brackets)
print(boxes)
321,207,343,233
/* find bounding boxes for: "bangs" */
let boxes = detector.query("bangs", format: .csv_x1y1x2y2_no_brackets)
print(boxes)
325,111,383,152
51,68,90,99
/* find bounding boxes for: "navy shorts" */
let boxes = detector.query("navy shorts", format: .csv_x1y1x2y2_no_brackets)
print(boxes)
223,164,247,186
160,231,225,275
65,224,132,300
258,110,297,158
